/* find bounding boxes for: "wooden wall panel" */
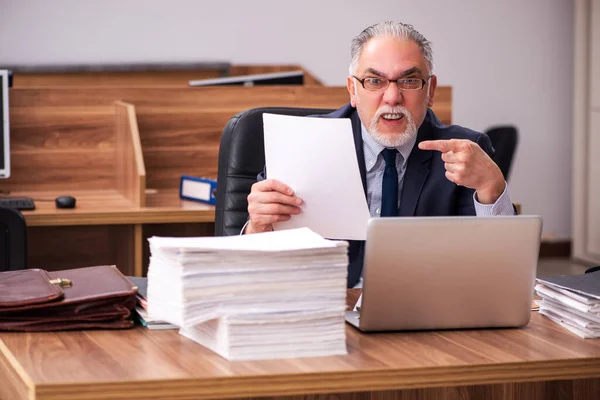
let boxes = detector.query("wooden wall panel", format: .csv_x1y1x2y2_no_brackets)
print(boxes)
121,87,350,109
5,87,353,191
143,147,220,188
2,99,117,192
7,150,116,191
3,86,452,193
8,110,114,150
7,86,449,113
136,112,229,148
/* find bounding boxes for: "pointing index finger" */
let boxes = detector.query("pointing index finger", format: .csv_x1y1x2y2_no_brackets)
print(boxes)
418,139,454,153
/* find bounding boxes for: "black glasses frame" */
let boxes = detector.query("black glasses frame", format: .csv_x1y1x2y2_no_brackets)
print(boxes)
353,75,432,91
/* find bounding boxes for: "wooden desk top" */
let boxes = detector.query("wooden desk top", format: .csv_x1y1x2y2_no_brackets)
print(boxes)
1,310,600,400
12,189,215,226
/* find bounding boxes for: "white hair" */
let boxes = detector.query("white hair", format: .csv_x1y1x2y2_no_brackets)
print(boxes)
349,21,434,76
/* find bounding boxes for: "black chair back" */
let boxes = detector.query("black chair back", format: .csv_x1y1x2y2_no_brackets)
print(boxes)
484,125,518,181
215,107,334,236
0,207,27,271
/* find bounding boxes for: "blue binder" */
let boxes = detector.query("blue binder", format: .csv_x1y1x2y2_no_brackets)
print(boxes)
179,175,217,205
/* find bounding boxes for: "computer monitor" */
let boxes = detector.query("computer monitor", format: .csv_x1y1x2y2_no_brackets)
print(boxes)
0,70,10,179
189,70,304,87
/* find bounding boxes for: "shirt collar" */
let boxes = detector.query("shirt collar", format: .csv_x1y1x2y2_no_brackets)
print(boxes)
361,122,417,172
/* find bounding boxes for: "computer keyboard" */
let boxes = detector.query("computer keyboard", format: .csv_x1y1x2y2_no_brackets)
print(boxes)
0,197,36,210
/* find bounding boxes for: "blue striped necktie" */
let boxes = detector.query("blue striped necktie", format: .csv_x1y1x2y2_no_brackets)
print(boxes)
381,148,399,217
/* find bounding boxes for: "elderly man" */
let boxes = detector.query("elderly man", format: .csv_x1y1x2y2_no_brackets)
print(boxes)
244,21,515,287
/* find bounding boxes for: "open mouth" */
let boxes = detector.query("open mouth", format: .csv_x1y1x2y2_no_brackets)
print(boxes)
381,113,405,121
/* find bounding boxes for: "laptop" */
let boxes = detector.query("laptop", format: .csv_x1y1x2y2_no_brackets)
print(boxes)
345,216,542,332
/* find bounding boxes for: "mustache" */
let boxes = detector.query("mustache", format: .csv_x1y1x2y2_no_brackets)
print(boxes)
374,106,411,121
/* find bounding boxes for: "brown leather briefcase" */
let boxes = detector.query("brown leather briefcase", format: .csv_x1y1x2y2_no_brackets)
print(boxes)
0,265,138,332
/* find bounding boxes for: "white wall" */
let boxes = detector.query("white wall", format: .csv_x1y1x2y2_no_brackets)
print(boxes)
0,0,574,239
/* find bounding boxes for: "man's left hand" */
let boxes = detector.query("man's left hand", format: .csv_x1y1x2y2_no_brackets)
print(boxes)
418,139,506,204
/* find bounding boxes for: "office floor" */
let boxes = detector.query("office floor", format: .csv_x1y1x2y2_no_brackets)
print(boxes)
537,257,595,277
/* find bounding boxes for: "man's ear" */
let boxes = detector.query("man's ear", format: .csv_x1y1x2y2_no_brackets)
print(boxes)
427,75,438,107
347,76,357,107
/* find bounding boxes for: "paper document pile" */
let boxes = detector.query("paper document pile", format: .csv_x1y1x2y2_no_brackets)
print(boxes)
147,228,349,360
535,270,600,338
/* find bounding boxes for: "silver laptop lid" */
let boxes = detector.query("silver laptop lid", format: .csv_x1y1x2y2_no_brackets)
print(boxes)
358,216,542,331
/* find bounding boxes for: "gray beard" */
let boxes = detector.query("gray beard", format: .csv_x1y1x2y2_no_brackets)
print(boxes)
367,107,418,148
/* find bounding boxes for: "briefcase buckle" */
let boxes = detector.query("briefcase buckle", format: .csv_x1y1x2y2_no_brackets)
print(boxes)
49,278,72,288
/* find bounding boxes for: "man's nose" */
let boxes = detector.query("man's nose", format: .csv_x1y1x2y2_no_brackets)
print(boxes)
382,81,404,105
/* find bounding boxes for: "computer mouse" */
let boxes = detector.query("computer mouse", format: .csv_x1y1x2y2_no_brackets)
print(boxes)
55,196,76,209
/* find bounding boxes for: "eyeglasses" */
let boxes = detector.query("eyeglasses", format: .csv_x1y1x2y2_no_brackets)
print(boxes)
353,75,432,91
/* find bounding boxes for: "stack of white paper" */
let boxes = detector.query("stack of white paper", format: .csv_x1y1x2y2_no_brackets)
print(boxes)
535,271,600,338
147,227,349,360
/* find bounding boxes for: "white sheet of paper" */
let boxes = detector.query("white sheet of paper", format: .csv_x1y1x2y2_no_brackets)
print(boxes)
263,113,370,240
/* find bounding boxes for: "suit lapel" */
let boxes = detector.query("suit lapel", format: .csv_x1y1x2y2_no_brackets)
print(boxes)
399,119,434,216
350,111,368,197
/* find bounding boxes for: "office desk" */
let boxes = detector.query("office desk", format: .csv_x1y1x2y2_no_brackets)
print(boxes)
1,292,600,400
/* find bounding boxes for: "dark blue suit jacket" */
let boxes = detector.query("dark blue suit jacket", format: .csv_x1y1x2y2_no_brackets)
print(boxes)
262,103,496,288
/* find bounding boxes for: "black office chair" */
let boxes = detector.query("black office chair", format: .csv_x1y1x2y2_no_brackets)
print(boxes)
215,107,334,236
484,125,518,181
0,206,27,271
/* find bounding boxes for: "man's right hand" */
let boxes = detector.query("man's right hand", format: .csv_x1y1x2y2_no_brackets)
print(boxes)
245,179,303,234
